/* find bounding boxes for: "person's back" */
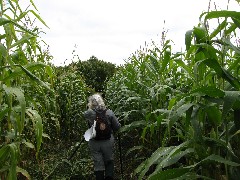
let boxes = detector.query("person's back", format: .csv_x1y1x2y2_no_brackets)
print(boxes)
84,93,121,180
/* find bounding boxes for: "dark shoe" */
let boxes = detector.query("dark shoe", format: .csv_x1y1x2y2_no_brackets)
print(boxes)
94,171,104,180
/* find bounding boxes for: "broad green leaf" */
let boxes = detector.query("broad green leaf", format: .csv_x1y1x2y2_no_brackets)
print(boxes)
0,107,9,122
193,26,208,44
0,145,10,169
191,107,202,141
203,154,240,166
222,91,240,120
161,49,171,74
135,146,175,178
202,58,240,89
45,65,54,78
202,11,240,23
18,64,54,93
119,120,146,133
205,105,222,126
26,108,43,156
0,42,7,58
174,59,193,78
126,146,144,157
8,143,18,180
191,86,225,98
16,166,31,180
3,62,49,81
153,148,194,173
148,168,190,180
185,30,193,51
3,85,26,133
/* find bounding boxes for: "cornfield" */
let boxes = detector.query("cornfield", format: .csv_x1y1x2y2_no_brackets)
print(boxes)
1,0,240,179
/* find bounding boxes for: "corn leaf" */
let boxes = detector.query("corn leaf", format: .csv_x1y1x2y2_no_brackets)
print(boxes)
16,166,31,180
148,168,190,180
185,30,193,51
222,91,240,120
0,145,10,169
26,108,43,157
191,86,225,98
8,143,18,180
135,146,175,179
3,85,26,133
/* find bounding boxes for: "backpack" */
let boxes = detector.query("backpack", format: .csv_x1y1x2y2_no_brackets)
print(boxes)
94,109,112,140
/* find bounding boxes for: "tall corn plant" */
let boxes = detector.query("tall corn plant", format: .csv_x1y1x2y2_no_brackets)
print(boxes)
0,0,54,179
106,4,240,180
55,65,87,140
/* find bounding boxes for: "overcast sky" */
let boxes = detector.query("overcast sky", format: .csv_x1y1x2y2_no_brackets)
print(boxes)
33,0,239,66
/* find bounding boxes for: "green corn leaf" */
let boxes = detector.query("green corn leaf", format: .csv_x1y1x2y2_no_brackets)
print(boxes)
193,26,208,44
0,107,10,122
225,23,237,35
209,20,227,39
191,86,225,98
202,58,240,89
119,120,146,133
148,168,190,180
3,85,26,133
202,11,240,23
26,108,43,157
174,59,193,78
203,154,240,166
0,17,11,26
222,38,240,55
205,105,222,126
171,172,214,180
45,65,54,78
8,143,18,180
10,34,35,49
222,91,240,120
3,62,50,81
176,103,194,117
0,17,36,35
169,103,194,129
191,106,202,141
0,42,7,58
135,146,175,178
0,145,10,169
153,148,194,173
204,137,238,160
18,64,54,93
28,10,49,28
16,166,31,180
185,30,193,51
161,49,171,74
126,146,144,157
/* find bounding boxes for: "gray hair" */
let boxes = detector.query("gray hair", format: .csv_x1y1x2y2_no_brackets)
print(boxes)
87,93,106,110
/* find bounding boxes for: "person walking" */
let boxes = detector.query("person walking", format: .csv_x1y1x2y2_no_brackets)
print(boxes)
84,93,121,180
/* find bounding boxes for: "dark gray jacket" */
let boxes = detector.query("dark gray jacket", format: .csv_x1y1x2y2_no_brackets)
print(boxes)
84,108,121,133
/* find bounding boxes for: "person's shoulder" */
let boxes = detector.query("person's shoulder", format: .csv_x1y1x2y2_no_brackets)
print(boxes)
84,109,95,117
106,109,115,116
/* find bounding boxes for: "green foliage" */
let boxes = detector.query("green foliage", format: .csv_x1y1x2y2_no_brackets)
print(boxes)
54,65,87,140
0,0,56,179
74,56,117,93
106,7,240,180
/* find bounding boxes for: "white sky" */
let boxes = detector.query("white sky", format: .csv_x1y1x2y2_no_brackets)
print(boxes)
32,0,239,66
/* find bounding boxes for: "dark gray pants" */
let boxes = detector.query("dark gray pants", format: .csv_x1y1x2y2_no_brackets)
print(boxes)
89,136,114,177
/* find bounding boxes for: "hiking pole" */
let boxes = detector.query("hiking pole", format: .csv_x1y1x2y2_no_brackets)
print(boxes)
117,133,124,179
68,138,85,161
